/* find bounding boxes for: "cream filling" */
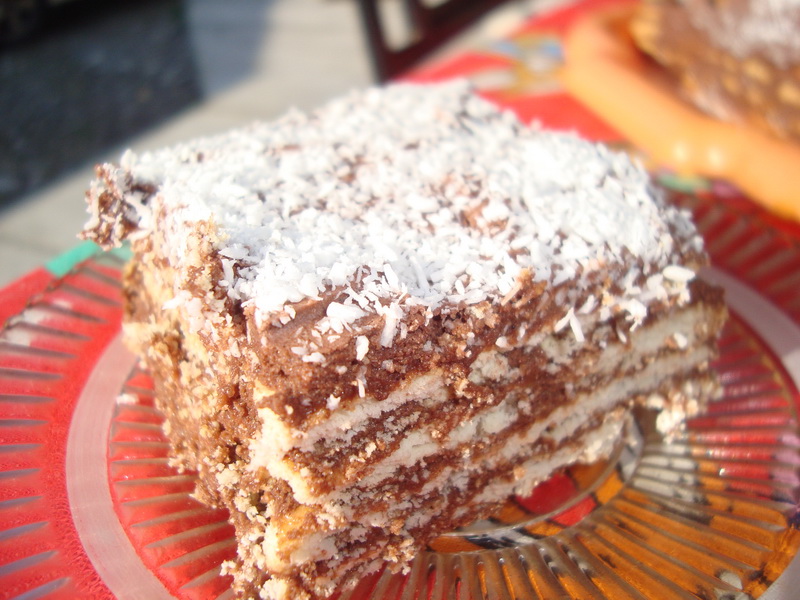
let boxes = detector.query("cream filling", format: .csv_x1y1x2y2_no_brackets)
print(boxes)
249,303,712,471
251,414,625,576
250,368,448,462
256,344,713,508
536,303,712,374
471,412,624,506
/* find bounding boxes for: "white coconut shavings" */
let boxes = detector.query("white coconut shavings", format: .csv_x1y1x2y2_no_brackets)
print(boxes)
554,309,572,334
569,313,585,343
355,376,366,398
578,295,597,314
302,352,326,364
111,81,704,345
662,264,696,284
377,302,404,348
495,336,512,350
326,302,368,325
162,290,192,310
672,332,689,350
327,395,341,411
554,307,585,342
355,336,370,361
619,298,648,330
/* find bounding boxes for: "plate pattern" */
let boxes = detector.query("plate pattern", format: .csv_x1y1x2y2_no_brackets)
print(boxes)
0,253,125,599
1,0,800,594
671,190,800,325
108,366,236,600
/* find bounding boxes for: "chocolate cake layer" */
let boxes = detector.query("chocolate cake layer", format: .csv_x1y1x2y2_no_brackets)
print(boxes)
81,82,727,600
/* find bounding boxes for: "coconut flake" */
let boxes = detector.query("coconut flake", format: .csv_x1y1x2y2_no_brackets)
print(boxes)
555,308,573,333
578,295,597,314
355,335,369,361
379,302,403,347
302,352,326,364
663,265,696,283
555,307,585,342
568,310,585,343
326,395,341,411
620,298,648,330
671,332,689,350
495,336,511,350
383,263,400,289
326,302,367,324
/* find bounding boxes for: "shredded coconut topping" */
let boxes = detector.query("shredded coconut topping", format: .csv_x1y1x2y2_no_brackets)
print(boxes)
355,336,370,361
96,81,703,339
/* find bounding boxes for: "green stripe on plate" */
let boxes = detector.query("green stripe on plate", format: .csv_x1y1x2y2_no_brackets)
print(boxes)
45,241,132,278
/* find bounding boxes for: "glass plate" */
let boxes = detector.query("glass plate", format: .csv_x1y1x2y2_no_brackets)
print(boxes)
1,193,800,600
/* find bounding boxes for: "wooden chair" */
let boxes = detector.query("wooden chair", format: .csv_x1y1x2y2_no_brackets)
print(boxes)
357,0,515,81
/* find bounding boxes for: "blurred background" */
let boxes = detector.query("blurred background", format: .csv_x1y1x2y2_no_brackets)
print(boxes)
1,0,199,209
0,0,373,210
0,0,377,284
0,0,534,286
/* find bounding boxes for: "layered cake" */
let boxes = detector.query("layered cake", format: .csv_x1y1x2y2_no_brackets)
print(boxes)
81,82,727,600
631,0,800,143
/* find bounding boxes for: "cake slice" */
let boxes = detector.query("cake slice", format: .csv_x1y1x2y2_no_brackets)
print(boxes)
631,0,800,144
80,82,726,600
